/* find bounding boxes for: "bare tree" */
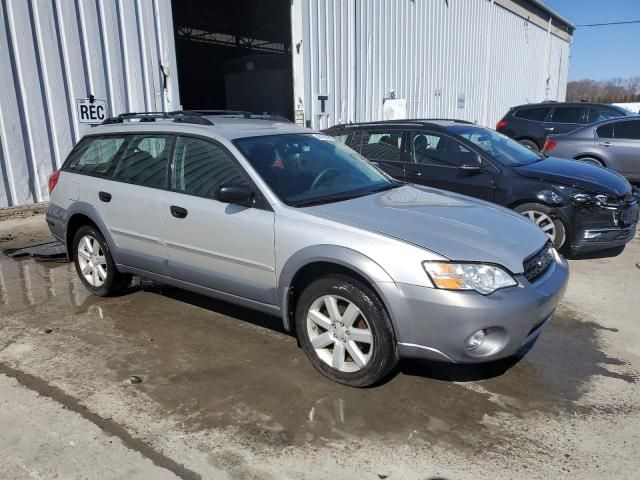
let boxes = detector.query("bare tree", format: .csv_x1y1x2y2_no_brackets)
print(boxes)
566,75,640,103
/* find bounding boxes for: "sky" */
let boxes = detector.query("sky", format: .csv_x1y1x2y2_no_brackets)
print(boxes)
543,0,640,81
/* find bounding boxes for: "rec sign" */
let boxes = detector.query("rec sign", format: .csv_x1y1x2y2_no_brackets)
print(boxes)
76,98,107,124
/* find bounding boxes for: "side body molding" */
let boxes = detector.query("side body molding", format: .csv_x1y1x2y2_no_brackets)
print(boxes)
277,245,400,332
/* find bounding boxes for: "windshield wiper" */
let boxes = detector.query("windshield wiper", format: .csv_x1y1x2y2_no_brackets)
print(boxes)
368,183,402,193
294,192,366,207
294,183,401,208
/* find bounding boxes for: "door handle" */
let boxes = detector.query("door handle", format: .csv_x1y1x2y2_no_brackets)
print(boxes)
98,191,112,202
370,161,380,166
544,127,555,131
408,171,422,177
170,205,188,219
599,141,611,147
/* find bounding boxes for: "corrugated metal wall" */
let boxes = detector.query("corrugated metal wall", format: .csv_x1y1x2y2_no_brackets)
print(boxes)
295,0,571,130
0,0,179,207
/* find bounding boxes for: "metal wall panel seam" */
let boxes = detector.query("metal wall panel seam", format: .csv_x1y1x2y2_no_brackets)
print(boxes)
151,0,167,111
154,0,180,109
144,0,162,111
135,0,153,111
0,134,10,206
116,0,132,111
54,0,81,144
75,0,94,97
97,0,116,116
29,0,59,172
4,0,40,202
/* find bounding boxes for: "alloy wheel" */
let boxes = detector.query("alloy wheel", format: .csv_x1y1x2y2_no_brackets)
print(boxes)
306,295,374,373
77,235,108,287
520,210,557,244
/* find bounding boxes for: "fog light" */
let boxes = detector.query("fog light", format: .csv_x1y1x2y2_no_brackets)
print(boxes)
466,329,486,351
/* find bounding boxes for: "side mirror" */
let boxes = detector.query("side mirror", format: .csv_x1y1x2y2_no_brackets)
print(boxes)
214,184,254,206
458,154,483,172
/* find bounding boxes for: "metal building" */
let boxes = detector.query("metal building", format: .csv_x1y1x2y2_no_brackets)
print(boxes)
0,0,573,208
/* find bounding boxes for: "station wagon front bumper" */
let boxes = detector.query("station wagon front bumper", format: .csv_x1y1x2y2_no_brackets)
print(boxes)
380,251,569,363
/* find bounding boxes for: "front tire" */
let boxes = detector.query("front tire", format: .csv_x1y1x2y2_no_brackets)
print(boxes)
295,275,399,387
73,225,131,296
515,203,567,249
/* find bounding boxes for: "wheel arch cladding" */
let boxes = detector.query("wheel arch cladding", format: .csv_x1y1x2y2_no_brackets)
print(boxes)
65,203,114,259
278,245,398,333
574,153,606,166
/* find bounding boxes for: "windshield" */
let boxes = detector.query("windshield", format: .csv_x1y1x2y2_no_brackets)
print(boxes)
234,133,397,207
447,126,542,166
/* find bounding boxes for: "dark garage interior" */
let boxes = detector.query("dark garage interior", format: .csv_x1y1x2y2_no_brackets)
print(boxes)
171,0,294,119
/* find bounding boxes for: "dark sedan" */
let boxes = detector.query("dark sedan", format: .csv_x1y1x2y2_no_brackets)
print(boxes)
323,120,638,254
542,116,640,183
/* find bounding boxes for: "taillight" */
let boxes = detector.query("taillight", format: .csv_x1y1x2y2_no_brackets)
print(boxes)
543,139,557,152
496,120,507,130
48,169,61,194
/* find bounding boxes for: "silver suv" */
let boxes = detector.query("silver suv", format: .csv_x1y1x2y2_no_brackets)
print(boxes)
46,112,569,387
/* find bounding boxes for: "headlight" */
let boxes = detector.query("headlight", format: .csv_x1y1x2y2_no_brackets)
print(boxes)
423,262,517,295
570,192,610,207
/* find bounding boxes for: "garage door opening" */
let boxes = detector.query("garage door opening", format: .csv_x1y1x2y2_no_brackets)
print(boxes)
172,0,294,120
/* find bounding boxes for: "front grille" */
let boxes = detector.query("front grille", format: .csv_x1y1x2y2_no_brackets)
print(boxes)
523,241,555,283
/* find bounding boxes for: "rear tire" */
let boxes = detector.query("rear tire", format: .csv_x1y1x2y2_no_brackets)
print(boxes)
295,275,399,387
576,157,604,167
515,203,567,249
72,225,131,296
518,139,539,152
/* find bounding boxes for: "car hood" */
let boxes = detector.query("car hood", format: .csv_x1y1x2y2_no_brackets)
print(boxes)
305,185,548,274
514,157,630,197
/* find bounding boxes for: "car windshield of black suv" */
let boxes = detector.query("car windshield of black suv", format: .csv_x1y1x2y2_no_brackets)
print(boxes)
235,133,397,207
448,126,542,166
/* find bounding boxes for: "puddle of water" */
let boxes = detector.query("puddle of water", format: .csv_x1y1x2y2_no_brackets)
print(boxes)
2,256,637,449
0,256,90,310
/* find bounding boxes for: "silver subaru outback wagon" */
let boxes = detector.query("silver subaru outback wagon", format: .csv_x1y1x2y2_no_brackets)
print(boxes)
46,112,569,387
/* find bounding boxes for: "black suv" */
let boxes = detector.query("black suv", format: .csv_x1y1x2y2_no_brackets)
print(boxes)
496,102,634,152
323,120,638,254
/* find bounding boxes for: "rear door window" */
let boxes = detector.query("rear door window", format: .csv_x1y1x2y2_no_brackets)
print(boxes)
112,135,173,189
613,120,640,140
596,123,614,138
359,130,404,162
64,136,126,176
345,131,364,152
514,107,551,122
549,106,587,124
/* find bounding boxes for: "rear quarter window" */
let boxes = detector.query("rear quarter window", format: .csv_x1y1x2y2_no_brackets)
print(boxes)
64,136,126,176
613,120,640,140
514,107,551,121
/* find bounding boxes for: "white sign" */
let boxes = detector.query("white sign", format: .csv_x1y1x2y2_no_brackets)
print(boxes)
76,98,107,124
383,98,407,120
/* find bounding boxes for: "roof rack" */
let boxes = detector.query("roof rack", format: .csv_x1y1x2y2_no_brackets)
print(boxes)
418,118,475,124
185,110,293,124
335,118,474,128
102,111,213,126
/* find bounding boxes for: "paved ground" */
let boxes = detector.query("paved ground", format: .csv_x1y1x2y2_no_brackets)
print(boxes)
0,213,639,479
